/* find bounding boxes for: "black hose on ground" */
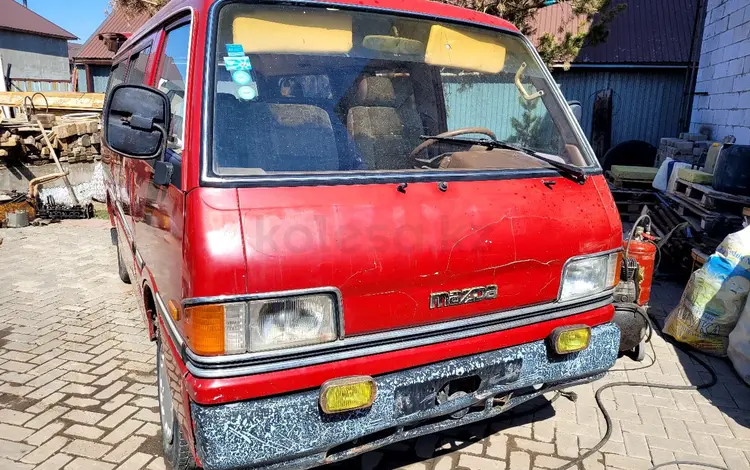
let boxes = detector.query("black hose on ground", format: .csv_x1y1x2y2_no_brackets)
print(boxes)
650,462,729,470
552,309,726,470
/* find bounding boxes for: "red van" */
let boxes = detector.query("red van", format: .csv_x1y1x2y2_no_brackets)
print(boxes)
102,0,622,468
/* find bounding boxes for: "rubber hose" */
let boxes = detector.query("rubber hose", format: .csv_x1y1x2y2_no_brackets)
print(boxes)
650,462,729,470
552,312,723,470
625,214,652,260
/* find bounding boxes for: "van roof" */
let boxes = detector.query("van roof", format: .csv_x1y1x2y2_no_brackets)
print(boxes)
116,0,520,58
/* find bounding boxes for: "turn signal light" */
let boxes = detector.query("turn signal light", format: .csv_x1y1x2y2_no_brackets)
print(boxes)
551,325,591,354
168,300,181,321
184,304,225,356
320,376,377,414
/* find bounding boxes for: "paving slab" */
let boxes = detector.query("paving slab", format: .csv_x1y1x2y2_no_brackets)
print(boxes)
1,220,748,470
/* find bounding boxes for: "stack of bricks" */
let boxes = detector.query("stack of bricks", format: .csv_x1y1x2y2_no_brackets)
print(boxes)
656,132,712,167
52,120,102,163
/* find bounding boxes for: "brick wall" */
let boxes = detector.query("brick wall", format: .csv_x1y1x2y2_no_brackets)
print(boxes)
690,0,750,143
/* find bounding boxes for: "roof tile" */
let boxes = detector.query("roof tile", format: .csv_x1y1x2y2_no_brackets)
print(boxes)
74,9,150,61
0,0,77,40
530,0,701,64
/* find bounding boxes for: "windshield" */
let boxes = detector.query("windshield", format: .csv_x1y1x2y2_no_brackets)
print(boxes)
210,3,594,176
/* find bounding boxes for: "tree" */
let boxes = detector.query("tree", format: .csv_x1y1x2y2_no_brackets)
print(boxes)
437,0,625,68
507,86,561,151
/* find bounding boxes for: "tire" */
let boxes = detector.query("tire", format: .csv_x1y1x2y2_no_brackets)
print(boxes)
117,243,131,284
157,338,196,470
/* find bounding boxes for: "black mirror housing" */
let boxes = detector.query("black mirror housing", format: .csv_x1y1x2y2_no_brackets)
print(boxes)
103,84,171,160
154,161,174,186
568,100,583,123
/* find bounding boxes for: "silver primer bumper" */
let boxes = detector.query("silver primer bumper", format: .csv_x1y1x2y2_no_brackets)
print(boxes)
192,322,620,470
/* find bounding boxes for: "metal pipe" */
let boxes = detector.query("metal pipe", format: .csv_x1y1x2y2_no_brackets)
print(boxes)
28,171,69,199
679,0,707,132
551,64,688,70
36,121,79,205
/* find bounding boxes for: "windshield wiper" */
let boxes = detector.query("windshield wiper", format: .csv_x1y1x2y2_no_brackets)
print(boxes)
420,135,588,184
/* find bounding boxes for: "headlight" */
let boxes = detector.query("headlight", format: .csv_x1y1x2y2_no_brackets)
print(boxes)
183,293,337,356
559,252,620,302
248,294,337,352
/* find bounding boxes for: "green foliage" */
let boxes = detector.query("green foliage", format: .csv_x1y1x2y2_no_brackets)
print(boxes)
508,93,541,147
507,89,559,151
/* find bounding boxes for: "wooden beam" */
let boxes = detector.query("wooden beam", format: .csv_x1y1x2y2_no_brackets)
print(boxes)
0,92,104,111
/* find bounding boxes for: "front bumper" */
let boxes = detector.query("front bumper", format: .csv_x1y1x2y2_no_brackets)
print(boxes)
192,322,620,470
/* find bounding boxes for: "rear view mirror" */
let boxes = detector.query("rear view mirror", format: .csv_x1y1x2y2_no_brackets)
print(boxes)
103,84,171,160
154,161,174,186
568,100,583,123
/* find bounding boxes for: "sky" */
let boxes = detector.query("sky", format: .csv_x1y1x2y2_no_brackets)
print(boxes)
19,0,110,43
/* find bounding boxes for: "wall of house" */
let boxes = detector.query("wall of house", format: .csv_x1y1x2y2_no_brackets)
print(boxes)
0,30,71,90
690,0,750,143
556,68,687,149
441,68,686,159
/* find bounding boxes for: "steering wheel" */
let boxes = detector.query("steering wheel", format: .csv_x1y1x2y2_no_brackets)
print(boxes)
409,127,498,162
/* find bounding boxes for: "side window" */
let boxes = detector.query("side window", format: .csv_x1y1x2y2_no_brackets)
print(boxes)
126,46,152,85
156,23,191,154
106,62,127,94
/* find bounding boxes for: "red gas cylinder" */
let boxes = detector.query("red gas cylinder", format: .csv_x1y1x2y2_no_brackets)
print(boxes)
623,240,657,306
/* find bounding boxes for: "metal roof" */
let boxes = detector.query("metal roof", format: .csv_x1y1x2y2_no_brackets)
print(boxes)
531,0,701,65
68,43,82,61
0,0,76,40
74,9,150,61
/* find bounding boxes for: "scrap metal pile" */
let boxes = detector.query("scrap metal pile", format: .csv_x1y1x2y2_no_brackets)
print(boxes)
611,188,720,277
1,93,99,225
607,132,750,279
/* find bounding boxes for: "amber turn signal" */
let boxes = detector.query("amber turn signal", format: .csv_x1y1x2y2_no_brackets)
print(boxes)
551,325,591,354
183,304,225,356
320,376,377,414
168,300,181,321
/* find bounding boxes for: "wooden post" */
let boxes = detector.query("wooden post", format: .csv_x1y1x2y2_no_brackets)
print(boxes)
85,64,93,94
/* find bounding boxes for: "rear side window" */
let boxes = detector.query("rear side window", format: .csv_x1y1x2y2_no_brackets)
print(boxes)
126,46,152,85
156,23,191,153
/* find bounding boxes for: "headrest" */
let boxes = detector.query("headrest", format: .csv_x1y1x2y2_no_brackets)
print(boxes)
353,76,414,108
268,103,333,130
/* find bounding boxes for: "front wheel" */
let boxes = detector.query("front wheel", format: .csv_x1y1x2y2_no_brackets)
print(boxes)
157,337,196,470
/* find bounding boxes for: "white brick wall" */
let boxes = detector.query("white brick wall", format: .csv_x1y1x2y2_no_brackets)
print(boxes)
690,0,750,143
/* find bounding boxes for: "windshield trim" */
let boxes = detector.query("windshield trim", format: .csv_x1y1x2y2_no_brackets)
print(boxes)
200,0,600,189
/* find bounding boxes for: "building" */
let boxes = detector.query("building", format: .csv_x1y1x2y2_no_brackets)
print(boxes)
689,0,750,144
72,9,149,93
530,0,704,152
67,43,82,76
0,0,77,92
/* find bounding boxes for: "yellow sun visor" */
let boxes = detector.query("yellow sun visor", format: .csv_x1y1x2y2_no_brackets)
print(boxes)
425,25,506,73
232,10,353,54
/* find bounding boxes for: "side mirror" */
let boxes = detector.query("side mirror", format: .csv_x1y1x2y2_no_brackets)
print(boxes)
154,161,174,186
568,100,583,123
103,84,171,160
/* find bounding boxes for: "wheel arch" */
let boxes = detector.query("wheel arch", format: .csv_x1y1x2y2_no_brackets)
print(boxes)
142,281,158,341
